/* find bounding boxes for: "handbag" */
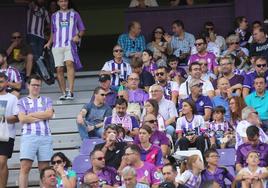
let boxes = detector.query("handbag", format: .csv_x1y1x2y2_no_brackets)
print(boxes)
0,117,9,142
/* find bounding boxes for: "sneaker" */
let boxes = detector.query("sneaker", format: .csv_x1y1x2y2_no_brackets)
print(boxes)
66,90,74,100
59,93,66,100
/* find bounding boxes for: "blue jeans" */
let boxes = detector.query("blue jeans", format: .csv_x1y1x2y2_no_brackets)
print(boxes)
77,123,104,140
27,34,45,61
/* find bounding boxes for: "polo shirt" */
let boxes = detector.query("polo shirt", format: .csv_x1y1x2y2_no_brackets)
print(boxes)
243,70,268,93
245,91,268,120
212,95,232,121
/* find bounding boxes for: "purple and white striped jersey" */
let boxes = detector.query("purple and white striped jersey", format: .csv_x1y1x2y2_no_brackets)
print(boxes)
101,59,132,86
176,115,206,136
51,9,85,48
27,2,50,39
178,170,201,188
17,96,53,136
0,66,21,83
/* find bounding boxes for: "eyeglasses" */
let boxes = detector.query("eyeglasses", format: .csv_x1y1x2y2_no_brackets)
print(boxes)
230,42,239,45
156,72,165,76
94,157,105,161
100,93,107,96
30,84,41,87
113,49,123,53
154,31,163,34
256,64,267,68
146,119,157,124
128,78,139,81
51,160,63,165
12,36,21,39
194,43,204,46
220,62,232,66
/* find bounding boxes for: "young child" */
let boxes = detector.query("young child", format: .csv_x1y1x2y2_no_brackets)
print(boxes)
235,150,268,188
178,154,204,188
167,55,187,85
201,148,234,188
206,106,234,148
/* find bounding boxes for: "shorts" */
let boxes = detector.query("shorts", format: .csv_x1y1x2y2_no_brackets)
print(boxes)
20,135,53,162
52,46,74,67
0,137,15,159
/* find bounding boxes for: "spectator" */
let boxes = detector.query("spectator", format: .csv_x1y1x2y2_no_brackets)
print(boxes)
50,152,76,188
0,72,19,188
117,21,146,62
137,125,164,168
82,172,100,188
236,107,268,149
104,98,139,137
6,31,34,80
120,145,162,187
176,99,206,154
215,55,244,96
229,96,246,127
169,0,194,6
199,59,217,82
94,124,127,169
162,164,178,187
222,34,249,72
236,125,268,172
147,26,167,61
235,150,268,188
142,99,166,131
200,180,221,188
0,50,22,97
76,86,112,140
40,167,57,188
142,49,157,76
245,76,268,131
87,150,121,187
130,58,155,92
164,20,195,65
202,148,234,187
26,0,50,61
44,0,86,100
248,20,264,44
101,44,132,89
204,21,226,52
188,36,218,74
179,78,213,121
234,16,251,48
178,155,204,187
167,55,188,85
149,84,178,136
250,27,268,60
129,0,159,8
18,75,54,188
155,66,179,104
243,56,268,98
179,62,214,99
119,166,150,188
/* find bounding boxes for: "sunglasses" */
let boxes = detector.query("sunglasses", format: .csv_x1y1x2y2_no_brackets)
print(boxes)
100,93,107,96
156,72,164,76
146,119,157,124
256,64,267,68
194,43,204,46
12,36,21,39
113,49,123,53
51,160,63,165
94,157,105,161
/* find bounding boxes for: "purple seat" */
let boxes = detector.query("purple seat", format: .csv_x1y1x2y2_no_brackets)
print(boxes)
80,138,104,155
72,155,91,182
217,148,236,166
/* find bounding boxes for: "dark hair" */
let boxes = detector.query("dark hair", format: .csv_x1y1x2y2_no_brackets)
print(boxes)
90,149,102,160
159,182,176,188
163,163,177,173
116,125,126,138
130,57,143,68
167,55,178,64
156,66,168,73
229,96,246,123
200,180,219,188
151,26,166,42
145,99,159,117
234,16,246,28
115,98,128,107
246,125,259,139
255,56,267,64
254,75,266,83
252,20,262,27
128,21,140,31
204,21,214,28
140,124,153,135
204,148,218,164
189,62,200,72
143,49,153,58
172,19,184,29
125,144,141,155
0,50,7,57
0,72,8,81
105,124,118,133
213,106,226,114
182,99,198,115
51,152,72,168
94,86,105,95
27,74,42,84
195,35,207,44
40,166,55,180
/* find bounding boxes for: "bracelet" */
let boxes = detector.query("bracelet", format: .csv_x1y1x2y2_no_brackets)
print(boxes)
61,174,67,178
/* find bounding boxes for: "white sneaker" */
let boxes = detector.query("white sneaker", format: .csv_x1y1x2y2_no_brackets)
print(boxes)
59,93,66,100
66,90,74,100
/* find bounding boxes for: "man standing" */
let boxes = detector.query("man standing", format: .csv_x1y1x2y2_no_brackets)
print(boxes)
45,0,86,100
0,72,19,188
18,75,54,188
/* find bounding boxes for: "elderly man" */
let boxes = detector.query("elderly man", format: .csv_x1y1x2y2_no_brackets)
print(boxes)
179,79,212,121
117,21,146,62
77,86,112,140
149,84,178,136
40,167,57,188
236,125,268,172
120,166,150,188
82,172,100,188
101,45,132,89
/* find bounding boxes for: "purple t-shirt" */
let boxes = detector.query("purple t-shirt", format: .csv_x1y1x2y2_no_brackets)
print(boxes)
143,62,158,76
212,74,244,89
236,142,268,167
201,167,234,187
128,89,149,106
139,144,164,168
134,130,169,146
135,162,162,186
243,70,268,93
188,52,217,72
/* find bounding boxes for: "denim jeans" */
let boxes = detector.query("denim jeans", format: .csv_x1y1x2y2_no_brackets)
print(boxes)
77,123,104,140
27,34,45,61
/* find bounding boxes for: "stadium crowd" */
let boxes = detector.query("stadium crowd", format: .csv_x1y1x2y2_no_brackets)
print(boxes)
0,0,268,188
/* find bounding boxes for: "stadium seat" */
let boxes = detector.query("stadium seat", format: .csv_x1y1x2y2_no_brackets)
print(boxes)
217,148,236,166
79,138,104,155
173,149,204,162
72,155,91,183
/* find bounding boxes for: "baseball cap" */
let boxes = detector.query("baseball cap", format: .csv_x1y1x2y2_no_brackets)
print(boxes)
99,74,111,82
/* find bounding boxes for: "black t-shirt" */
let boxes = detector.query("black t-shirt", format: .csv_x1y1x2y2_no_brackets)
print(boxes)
249,39,268,61
139,70,155,89
94,141,127,170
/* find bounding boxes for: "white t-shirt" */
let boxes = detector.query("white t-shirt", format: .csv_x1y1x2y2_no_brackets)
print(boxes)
238,167,267,188
0,93,18,138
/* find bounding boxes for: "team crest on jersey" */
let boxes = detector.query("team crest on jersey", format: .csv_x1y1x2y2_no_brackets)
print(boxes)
144,170,149,177
199,101,204,106
154,171,161,180
60,20,69,27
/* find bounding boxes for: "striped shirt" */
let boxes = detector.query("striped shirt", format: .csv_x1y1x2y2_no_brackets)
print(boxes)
101,59,132,86
178,170,201,188
27,2,50,39
0,66,21,83
176,115,205,136
17,96,53,136
51,9,85,48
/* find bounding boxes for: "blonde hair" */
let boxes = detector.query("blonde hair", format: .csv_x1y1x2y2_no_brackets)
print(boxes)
180,154,200,174
226,34,239,45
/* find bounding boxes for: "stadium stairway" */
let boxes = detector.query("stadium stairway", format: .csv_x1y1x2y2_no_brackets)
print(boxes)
7,71,100,187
